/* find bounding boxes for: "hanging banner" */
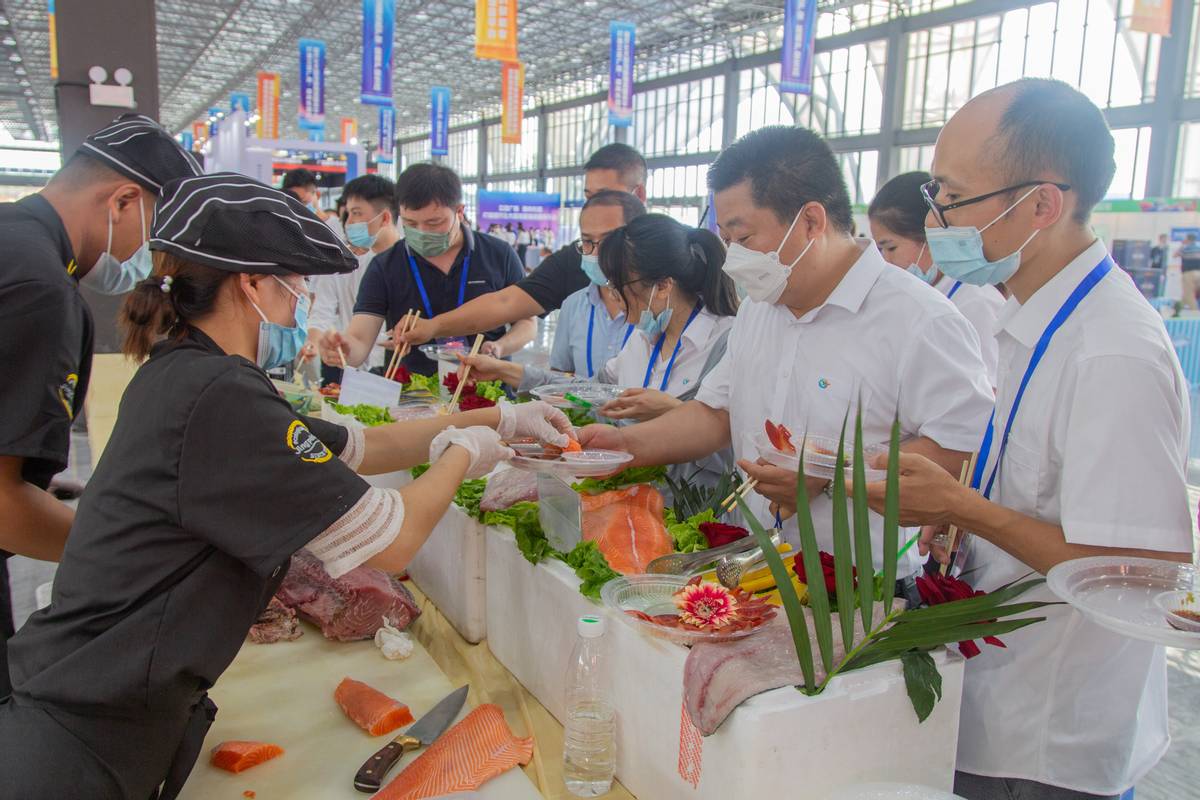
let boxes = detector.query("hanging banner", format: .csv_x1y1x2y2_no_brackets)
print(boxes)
608,22,635,128
207,107,222,137
1130,0,1172,35
474,0,518,62
500,61,525,144
192,121,206,144
340,117,358,143
377,105,396,162
256,71,281,139
298,38,327,130
48,0,58,79
230,93,253,113
360,0,394,105
477,191,561,243
781,0,818,93
430,86,451,156
180,131,194,152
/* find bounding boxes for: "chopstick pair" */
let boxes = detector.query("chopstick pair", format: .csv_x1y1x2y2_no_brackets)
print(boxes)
444,333,486,413
939,452,979,576
384,309,421,381
720,478,759,513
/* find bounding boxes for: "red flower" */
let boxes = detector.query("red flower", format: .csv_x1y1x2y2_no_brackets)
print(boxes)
914,572,1007,659
443,372,461,392
697,522,748,548
457,393,496,411
389,365,411,384
793,551,856,597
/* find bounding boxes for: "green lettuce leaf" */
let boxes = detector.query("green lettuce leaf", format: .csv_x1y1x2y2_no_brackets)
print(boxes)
453,478,488,520
482,501,559,565
475,380,506,401
564,540,620,600
572,465,667,495
326,401,393,427
410,462,431,479
664,508,716,553
404,373,441,396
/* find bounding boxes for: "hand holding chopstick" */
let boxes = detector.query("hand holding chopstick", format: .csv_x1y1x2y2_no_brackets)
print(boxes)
445,334,485,413
384,310,422,381
720,478,759,513
939,451,978,576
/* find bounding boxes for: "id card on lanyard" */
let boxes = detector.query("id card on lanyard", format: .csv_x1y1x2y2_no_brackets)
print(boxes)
642,301,703,391
405,243,471,320
585,304,634,379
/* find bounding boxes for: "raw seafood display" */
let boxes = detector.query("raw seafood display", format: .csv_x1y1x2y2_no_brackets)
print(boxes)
335,677,415,736
626,576,775,632
478,467,539,512
247,597,302,644
274,550,420,641
210,741,285,773
764,420,796,454
580,485,673,574
373,704,534,800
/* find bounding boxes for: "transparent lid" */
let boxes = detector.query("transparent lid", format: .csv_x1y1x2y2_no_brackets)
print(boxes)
577,615,606,638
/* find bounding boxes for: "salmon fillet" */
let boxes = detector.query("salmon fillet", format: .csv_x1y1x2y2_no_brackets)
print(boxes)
373,704,534,800
210,741,284,773
580,485,673,574
335,677,415,736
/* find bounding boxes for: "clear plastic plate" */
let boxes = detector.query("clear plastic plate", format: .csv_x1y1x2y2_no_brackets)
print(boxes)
600,574,774,647
418,343,470,364
507,448,632,478
753,431,887,482
530,380,623,409
1046,556,1200,649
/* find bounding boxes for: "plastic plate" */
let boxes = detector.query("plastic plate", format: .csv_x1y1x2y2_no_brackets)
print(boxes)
753,431,887,481
418,343,470,364
601,574,773,647
530,380,622,409
507,448,632,478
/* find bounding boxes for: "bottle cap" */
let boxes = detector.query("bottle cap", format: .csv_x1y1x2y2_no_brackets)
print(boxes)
577,614,606,638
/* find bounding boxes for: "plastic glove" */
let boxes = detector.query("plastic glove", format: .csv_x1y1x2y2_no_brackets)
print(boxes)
429,425,515,480
497,400,572,447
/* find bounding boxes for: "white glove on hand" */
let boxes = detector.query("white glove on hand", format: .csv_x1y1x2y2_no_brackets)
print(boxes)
497,400,572,447
429,426,515,480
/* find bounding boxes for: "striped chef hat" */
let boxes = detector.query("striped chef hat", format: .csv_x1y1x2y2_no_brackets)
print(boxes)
79,113,202,192
150,172,357,276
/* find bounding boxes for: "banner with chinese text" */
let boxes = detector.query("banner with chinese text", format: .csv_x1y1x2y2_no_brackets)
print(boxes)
298,38,326,130
501,61,524,144
781,0,818,94
430,86,451,156
256,71,280,138
608,22,635,127
475,0,518,62
361,0,394,104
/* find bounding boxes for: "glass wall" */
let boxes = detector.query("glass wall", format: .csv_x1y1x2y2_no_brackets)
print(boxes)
631,76,724,158
399,138,431,169
1108,126,1152,200
545,101,611,170
1175,122,1200,197
487,116,540,175
446,128,479,179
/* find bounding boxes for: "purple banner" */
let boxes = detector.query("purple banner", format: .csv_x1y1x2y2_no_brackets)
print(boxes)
477,190,561,243
377,105,395,162
298,38,326,129
781,0,817,94
608,22,635,127
360,0,394,105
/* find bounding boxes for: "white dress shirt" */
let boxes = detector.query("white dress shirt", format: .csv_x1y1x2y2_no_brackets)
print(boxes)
696,241,995,575
310,251,385,369
601,307,733,396
954,240,1192,795
552,285,629,378
934,275,1005,386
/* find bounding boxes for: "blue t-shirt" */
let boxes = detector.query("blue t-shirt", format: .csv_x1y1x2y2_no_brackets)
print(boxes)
354,226,524,374
551,285,632,378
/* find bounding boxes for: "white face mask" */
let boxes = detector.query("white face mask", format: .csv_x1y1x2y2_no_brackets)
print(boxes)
721,209,814,304
83,197,152,295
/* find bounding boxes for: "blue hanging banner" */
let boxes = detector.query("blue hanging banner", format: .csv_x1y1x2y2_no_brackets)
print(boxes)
360,0,394,106
298,38,327,130
781,0,818,94
230,92,253,113
377,105,396,163
180,131,194,152
430,86,451,156
207,106,222,137
608,21,635,128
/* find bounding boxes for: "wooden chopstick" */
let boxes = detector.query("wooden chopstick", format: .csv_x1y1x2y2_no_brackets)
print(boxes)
720,478,759,511
384,309,417,381
395,309,421,363
446,333,485,412
337,346,347,369
940,451,978,576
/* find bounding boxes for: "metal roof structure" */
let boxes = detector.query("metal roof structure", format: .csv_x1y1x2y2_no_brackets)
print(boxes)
0,0,794,144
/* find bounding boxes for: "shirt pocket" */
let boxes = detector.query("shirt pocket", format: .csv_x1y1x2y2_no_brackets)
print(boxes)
794,367,874,439
994,436,1041,515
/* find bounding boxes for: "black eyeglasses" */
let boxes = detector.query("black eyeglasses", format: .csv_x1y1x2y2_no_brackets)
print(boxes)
574,237,605,255
921,179,1071,228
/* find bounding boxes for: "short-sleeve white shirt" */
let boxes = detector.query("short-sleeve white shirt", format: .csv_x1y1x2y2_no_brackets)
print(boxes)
934,275,1005,386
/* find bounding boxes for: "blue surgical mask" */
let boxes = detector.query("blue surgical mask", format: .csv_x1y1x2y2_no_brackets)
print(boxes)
346,210,384,250
904,243,937,284
83,198,154,295
635,284,673,339
925,186,1040,286
250,276,310,371
580,253,607,286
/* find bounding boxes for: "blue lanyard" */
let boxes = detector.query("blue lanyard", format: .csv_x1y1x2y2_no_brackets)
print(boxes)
642,301,703,391
584,302,633,378
405,243,471,320
947,280,963,299
972,256,1114,498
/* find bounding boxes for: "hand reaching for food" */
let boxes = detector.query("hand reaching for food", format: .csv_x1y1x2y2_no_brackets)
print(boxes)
598,388,682,422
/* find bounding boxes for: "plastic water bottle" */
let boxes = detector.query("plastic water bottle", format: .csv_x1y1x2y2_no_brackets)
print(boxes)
562,614,615,797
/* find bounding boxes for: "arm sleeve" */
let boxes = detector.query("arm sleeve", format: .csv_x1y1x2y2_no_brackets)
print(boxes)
516,246,588,313
307,486,405,578
352,258,388,318
307,274,338,332
178,365,371,577
1059,355,1193,552
500,245,525,287
517,364,557,393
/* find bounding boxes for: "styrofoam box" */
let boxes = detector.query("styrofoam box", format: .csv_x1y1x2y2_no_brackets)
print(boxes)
485,526,965,799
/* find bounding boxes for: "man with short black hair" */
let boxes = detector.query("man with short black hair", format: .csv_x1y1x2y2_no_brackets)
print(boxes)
281,167,320,207
863,78,1193,800
398,143,648,349
320,163,533,375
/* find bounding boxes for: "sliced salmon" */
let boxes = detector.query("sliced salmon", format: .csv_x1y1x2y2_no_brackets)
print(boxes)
562,437,583,453
210,741,284,773
580,484,673,574
373,704,534,800
335,677,415,736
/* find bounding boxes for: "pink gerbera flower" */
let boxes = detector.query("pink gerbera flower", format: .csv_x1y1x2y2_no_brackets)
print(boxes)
674,582,739,628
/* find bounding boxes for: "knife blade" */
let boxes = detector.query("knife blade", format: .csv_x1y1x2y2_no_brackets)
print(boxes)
353,685,470,793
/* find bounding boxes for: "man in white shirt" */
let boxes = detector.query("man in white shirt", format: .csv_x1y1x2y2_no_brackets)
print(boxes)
862,78,1194,800
580,126,994,578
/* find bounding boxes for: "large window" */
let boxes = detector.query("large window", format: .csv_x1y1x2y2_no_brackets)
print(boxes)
631,77,723,158
546,174,585,243
1175,122,1200,197
836,150,880,206
1108,126,1151,200
400,138,430,169
487,178,539,193
545,101,611,170
647,164,710,206
896,145,935,175
487,115,539,176
446,128,479,179
1187,0,1200,98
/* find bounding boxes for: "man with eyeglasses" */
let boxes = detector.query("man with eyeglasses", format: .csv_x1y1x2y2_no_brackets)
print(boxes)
860,78,1193,800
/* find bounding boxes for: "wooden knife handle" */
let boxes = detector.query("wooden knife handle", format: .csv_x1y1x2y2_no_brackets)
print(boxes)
353,735,419,793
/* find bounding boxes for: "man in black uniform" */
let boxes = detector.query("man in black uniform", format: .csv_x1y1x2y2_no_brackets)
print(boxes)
397,143,648,350
0,113,200,699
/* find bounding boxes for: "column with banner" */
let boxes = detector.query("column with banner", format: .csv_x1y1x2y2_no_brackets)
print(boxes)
298,38,326,134
230,93,252,113
781,0,818,94
192,121,206,146
361,0,394,105
377,105,396,163
608,22,635,127
180,131,194,152
256,71,280,139
430,86,450,157
501,61,524,144
475,0,518,61
1131,0,1172,35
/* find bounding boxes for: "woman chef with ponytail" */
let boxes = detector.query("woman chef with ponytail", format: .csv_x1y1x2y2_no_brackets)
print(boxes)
0,174,570,800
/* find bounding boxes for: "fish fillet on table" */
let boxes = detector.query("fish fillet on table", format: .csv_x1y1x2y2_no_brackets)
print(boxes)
580,485,673,574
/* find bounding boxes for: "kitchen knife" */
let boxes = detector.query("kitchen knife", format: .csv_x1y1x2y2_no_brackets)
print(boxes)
353,684,470,793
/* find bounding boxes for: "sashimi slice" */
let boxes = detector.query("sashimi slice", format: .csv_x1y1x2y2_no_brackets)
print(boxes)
581,485,672,574
210,741,284,773
373,704,533,800
335,677,415,736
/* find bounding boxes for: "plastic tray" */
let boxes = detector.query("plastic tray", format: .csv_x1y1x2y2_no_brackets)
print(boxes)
600,574,774,646
754,431,887,482
1046,556,1200,649
418,342,470,364
507,448,632,478
530,379,622,409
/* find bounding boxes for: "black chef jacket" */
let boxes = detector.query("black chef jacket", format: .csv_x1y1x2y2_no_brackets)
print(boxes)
354,226,524,376
2,328,370,800
0,194,93,700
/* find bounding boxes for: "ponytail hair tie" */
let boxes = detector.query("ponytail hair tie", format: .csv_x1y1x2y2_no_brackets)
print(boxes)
160,275,174,293
689,240,708,265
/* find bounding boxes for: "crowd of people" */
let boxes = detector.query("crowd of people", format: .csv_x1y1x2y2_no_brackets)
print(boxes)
0,75,1194,800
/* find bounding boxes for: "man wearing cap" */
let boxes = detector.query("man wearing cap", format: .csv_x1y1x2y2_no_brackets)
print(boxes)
0,113,201,700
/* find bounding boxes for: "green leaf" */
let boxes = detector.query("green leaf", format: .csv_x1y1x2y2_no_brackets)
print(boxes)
737,494,816,691
483,501,560,565
830,411,856,652
851,403,874,635
843,617,1047,672
664,508,716,553
326,401,393,427
882,414,901,615
452,478,489,520
877,601,1054,634
564,540,620,600
474,380,506,401
901,651,943,723
665,468,741,521
564,406,597,428
893,578,1047,624
404,373,441,396
795,434,835,673
410,462,432,479
571,465,667,495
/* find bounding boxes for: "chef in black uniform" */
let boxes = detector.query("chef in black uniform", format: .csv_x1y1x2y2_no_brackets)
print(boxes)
0,113,201,700
0,173,570,800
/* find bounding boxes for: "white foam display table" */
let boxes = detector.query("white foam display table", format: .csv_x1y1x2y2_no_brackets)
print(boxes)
485,526,965,800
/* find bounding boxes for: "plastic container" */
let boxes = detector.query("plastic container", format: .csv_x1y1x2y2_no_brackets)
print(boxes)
1154,589,1200,633
562,615,616,798
754,431,886,482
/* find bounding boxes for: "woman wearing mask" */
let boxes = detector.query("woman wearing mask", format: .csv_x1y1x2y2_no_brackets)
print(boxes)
0,174,570,800
869,171,1004,385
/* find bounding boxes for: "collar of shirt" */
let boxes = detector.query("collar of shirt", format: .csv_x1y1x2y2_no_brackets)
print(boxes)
933,274,955,296
587,284,625,323
790,240,886,325
997,238,1106,348
17,194,78,278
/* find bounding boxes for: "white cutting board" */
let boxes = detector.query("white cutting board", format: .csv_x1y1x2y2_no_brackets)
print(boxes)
177,622,543,800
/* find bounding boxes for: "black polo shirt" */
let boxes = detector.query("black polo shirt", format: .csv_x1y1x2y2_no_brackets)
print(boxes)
516,243,589,313
354,226,524,375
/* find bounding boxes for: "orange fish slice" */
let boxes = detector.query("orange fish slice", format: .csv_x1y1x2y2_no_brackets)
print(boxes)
336,677,415,736
581,485,673,574
373,704,534,800
210,741,285,773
